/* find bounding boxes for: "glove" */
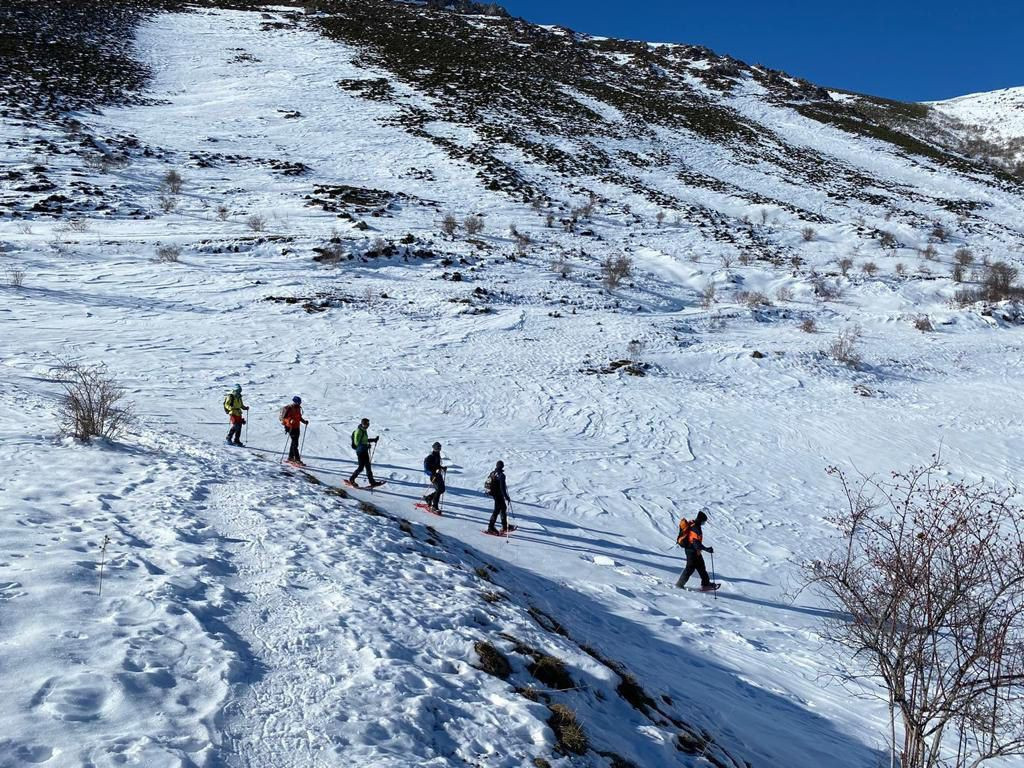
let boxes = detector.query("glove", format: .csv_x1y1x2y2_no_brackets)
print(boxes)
244,406,249,411
241,419,246,425
706,547,714,554
372,436,380,443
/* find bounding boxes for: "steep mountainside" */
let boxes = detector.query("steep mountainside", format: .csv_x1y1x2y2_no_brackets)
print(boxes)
2,2,1023,767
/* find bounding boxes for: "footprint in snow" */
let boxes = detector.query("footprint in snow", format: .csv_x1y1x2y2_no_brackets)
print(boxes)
582,554,619,567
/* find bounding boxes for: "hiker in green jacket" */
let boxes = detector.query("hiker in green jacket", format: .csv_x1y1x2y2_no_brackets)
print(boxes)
223,384,249,446
348,417,382,487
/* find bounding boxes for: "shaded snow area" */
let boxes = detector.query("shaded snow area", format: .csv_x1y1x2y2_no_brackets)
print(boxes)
2,6,1024,768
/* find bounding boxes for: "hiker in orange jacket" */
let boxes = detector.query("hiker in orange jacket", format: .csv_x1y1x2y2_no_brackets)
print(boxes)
675,510,719,591
280,396,309,466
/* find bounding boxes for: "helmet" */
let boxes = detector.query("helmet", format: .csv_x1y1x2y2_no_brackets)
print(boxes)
292,396,302,404
495,460,504,469
432,442,441,450
233,384,242,393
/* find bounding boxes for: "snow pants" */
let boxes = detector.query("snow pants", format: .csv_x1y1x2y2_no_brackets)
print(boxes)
488,495,508,531
675,548,711,588
425,474,445,510
287,427,301,461
227,417,243,445
350,447,375,485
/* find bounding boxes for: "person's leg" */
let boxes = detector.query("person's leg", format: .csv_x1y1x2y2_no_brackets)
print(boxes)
675,549,698,588
288,429,300,460
435,476,446,510
350,450,367,482
695,552,711,587
488,496,500,531
229,420,242,444
498,499,509,530
365,453,376,485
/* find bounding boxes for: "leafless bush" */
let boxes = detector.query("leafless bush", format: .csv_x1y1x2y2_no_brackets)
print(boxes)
159,194,178,214
954,247,974,267
775,285,794,303
720,253,733,270
879,231,899,250
5,267,26,287
246,214,267,233
544,213,555,228
15,222,32,235
463,215,485,236
806,459,1024,768
550,256,573,278
572,200,596,222
983,261,1020,301
67,218,89,233
913,314,933,332
813,275,843,301
601,254,632,290
738,252,753,266
921,244,938,261
799,317,816,333
441,213,458,238
838,257,854,276
626,339,644,362
738,290,771,309
759,209,770,225
801,226,816,242
54,360,134,441
216,204,230,221
952,263,965,283
826,325,863,367
156,244,181,263
895,262,907,277
655,211,665,227
930,220,949,242
160,169,184,195
700,283,716,309
861,261,879,277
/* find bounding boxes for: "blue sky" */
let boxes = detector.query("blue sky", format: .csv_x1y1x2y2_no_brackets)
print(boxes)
499,1,1024,102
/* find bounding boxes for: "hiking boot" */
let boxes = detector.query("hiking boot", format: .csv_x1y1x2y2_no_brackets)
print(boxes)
700,583,721,592
486,527,499,535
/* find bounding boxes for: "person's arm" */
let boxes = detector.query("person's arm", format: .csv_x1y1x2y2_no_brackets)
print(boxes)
503,476,511,502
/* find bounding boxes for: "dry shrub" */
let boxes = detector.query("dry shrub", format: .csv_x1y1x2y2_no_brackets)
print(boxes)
626,339,644,362
655,211,665,227
463,215,485,236
879,231,899,250
550,256,573,278
806,459,1024,768
720,253,733,270
827,325,863,368
954,247,974,267
601,254,632,290
67,218,89,233
921,244,938,261
813,275,842,301
159,194,178,214
156,244,181,263
54,360,133,441
952,263,965,283
547,704,587,755
441,213,458,238
801,226,816,242
775,285,794,302
838,257,854,276
861,261,879,277
799,317,817,333
246,214,267,233
544,213,555,228
913,314,933,332
160,169,184,195
530,655,573,690
5,267,26,287
983,261,1020,301
930,220,949,242
700,282,716,309
474,641,511,679
216,204,230,221
738,290,771,308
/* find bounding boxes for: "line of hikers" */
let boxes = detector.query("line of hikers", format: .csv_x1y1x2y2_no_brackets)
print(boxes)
224,386,516,536
225,385,716,584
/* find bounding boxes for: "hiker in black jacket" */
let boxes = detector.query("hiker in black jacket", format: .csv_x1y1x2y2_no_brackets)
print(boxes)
486,461,512,534
423,442,446,513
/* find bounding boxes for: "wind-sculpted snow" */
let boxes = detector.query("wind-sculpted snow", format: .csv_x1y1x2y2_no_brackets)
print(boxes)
1,4,1024,767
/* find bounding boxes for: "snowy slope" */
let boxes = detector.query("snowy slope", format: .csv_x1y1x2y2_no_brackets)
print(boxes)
2,3,1024,767
930,86,1024,169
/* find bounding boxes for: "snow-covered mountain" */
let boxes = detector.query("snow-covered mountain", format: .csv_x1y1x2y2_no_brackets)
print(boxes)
2,2,1024,767
930,86,1024,172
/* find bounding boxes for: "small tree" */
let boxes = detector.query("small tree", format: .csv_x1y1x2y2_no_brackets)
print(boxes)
954,248,974,268
700,283,716,309
806,459,1024,768
441,213,458,238
983,261,1019,301
161,169,184,195
246,214,267,233
463,215,485,236
838,257,854,277
801,226,816,242
930,221,949,243
54,360,134,441
601,255,632,290
655,211,665,228
827,325,863,367
862,261,879,277
159,194,178,214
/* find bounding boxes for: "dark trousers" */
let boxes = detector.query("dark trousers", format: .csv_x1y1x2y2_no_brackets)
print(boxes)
676,548,711,588
227,421,243,444
426,475,445,509
287,427,301,461
488,496,508,531
350,448,375,484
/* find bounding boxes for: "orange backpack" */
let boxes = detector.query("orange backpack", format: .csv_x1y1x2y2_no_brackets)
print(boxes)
676,519,701,548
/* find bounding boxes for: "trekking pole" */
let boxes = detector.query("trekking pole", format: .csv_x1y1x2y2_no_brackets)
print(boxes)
98,534,110,597
280,433,289,461
710,551,717,600
301,423,308,455
506,501,515,542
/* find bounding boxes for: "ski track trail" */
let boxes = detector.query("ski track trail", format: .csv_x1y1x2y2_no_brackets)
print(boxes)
2,5,1024,768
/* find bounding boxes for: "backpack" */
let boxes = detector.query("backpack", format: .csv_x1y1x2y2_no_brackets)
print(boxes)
224,394,234,414
484,471,496,494
677,519,695,548
278,404,291,424
351,430,359,451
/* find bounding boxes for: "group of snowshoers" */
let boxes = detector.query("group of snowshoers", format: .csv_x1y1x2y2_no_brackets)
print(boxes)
223,386,716,586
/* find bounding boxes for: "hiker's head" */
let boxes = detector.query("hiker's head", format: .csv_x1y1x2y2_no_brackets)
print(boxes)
432,442,441,452
695,510,708,525
233,384,242,394
360,418,370,427
495,460,504,470
292,396,302,405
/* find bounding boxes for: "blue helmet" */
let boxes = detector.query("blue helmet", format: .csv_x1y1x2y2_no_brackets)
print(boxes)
233,384,242,393
292,396,302,404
